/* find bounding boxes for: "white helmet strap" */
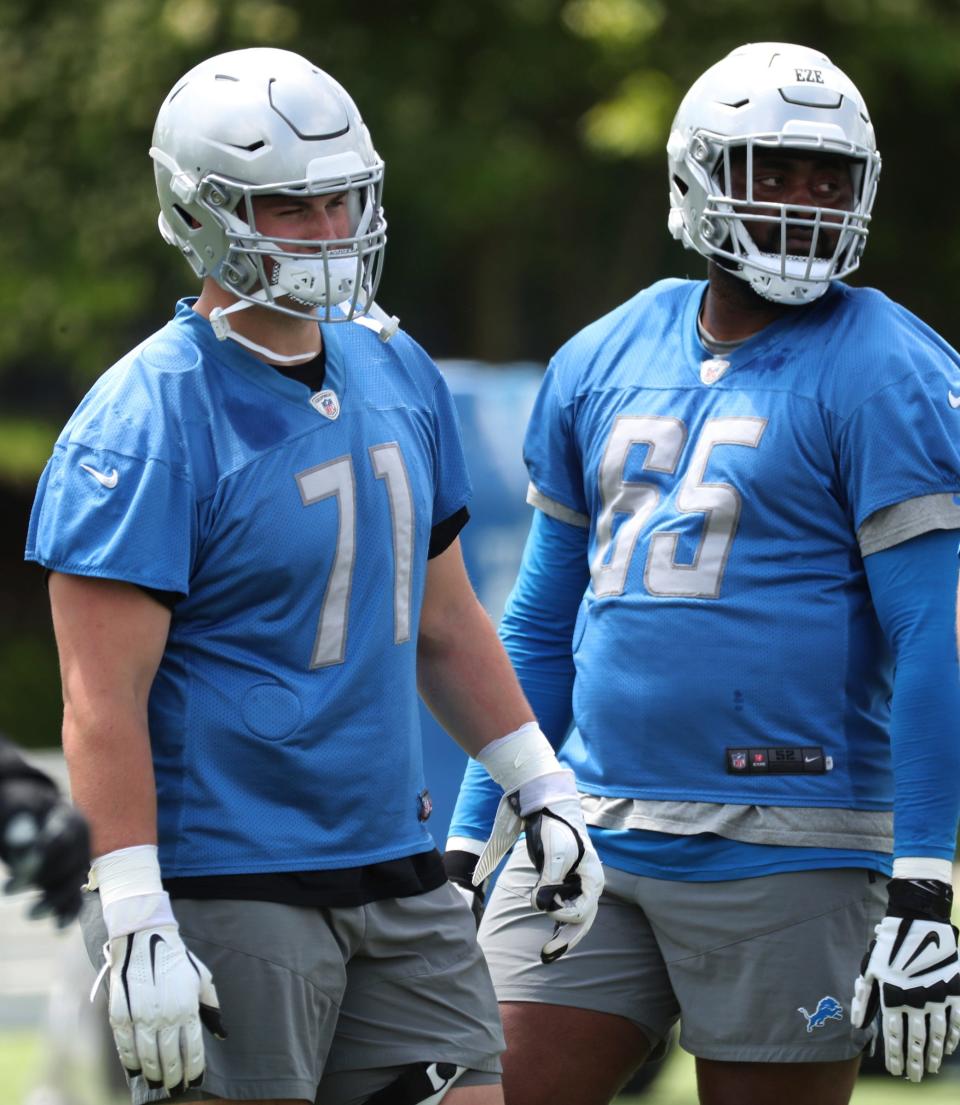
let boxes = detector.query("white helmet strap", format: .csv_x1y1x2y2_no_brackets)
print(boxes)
208,301,320,364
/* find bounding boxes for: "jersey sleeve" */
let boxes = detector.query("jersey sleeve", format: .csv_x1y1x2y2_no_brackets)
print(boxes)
863,529,960,860
26,441,197,594
447,509,588,845
522,359,590,526
838,362,960,533
430,375,472,527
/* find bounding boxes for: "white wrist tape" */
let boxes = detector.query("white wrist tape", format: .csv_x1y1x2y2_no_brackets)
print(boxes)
90,845,177,938
476,723,562,809
892,857,955,885
515,770,578,817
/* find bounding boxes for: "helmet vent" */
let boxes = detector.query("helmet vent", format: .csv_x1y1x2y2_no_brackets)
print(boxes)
214,74,239,82
229,140,266,152
718,99,749,109
672,175,689,196
171,203,198,231
779,87,842,109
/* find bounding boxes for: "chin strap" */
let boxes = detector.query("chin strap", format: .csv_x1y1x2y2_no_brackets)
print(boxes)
208,302,320,364
339,298,400,341
209,295,400,361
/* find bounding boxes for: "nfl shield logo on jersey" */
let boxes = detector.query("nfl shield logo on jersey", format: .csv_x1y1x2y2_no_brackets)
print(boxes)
700,358,730,385
416,788,433,822
310,389,340,420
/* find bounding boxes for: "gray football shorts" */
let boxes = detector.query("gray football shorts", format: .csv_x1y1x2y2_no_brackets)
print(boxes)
79,882,504,1104
479,847,887,1063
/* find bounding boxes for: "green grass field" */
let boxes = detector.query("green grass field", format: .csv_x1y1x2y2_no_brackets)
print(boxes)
1,1033,41,1105
3,1029,958,1105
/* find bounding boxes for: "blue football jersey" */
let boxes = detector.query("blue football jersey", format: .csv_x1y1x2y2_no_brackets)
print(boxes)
531,280,960,812
27,300,471,877
450,278,960,879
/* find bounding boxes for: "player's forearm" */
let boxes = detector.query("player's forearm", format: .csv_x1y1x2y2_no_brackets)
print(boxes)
497,509,587,744
418,598,535,757
447,756,504,848
62,701,158,857
47,575,170,858
864,529,960,860
886,645,960,862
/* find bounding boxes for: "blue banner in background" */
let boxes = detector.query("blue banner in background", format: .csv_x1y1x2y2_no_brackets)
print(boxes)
419,360,543,845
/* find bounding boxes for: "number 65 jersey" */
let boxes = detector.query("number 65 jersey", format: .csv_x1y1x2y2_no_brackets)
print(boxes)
526,279,960,846
26,300,471,877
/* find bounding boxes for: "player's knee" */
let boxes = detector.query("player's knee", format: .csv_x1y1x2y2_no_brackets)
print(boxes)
363,1062,466,1104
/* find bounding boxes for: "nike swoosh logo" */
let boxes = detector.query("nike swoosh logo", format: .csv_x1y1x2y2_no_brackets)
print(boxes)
79,463,119,488
148,932,166,983
949,391,960,409
804,753,821,763
902,929,942,971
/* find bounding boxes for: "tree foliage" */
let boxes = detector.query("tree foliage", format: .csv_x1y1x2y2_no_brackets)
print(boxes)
2,0,960,405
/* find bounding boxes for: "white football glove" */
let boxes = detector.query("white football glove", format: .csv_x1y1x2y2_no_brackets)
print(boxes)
851,875,960,1082
471,723,604,963
88,846,226,1092
99,923,225,1091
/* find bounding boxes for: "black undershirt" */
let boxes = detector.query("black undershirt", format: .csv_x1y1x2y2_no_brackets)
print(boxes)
164,849,448,909
143,348,466,906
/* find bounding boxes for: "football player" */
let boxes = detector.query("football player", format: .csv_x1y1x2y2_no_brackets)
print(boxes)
26,48,602,1105
0,734,89,926
446,42,960,1105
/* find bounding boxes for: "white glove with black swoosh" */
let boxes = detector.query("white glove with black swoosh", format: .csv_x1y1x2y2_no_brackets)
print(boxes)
469,723,604,964
89,846,226,1092
851,873,960,1081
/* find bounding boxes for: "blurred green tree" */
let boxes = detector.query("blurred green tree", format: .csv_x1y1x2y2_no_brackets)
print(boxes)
3,0,959,414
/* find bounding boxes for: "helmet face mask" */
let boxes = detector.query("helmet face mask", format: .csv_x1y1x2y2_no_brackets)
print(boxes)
667,43,881,304
151,48,387,324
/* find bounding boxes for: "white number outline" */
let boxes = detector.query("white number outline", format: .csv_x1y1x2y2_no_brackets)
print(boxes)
296,442,415,668
370,443,415,645
592,415,767,599
295,456,357,668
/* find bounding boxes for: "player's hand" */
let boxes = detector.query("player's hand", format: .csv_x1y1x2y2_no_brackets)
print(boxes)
851,878,960,1081
89,846,226,1092
443,848,485,927
98,923,226,1092
474,784,603,964
521,794,604,962
0,777,90,927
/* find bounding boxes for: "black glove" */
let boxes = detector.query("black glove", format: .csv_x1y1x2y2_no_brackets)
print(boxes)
0,771,91,927
443,849,485,928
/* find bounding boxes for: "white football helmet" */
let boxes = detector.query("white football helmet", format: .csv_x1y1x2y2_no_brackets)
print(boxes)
667,42,881,303
150,48,390,330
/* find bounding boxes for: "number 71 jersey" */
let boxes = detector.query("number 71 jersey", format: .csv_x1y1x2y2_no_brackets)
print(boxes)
26,301,471,876
527,278,960,810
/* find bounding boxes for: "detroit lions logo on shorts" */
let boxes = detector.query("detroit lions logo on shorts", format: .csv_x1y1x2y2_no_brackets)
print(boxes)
797,995,844,1032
